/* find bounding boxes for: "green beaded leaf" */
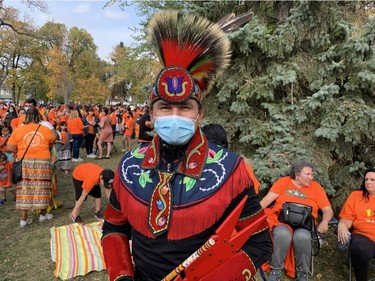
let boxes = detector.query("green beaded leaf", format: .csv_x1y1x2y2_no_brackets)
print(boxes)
139,171,153,188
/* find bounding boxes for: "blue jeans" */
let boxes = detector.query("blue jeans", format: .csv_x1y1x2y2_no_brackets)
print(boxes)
72,134,83,159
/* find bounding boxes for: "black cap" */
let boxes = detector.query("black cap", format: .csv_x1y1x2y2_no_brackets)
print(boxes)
101,169,114,189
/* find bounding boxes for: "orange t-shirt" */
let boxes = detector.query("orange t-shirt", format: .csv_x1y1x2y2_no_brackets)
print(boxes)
339,190,375,242
8,123,56,159
86,115,96,135
67,117,84,135
48,110,57,126
110,113,117,125
0,136,9,152
72,163,104,193
17,114,26,127
0,162,13,188
262,176,331,278
10,117,19,130
59,115,69,124
0,109,6,120
125,118,135,137
266,176,331,228
122,112,129,124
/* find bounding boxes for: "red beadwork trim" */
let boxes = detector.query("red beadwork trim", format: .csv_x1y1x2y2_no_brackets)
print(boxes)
176,129,208,179
148,171,173,236
141,135,160,170
141,130,208,179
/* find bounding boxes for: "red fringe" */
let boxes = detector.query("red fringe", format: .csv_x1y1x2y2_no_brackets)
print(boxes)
117,159,252,240
104,203,127,225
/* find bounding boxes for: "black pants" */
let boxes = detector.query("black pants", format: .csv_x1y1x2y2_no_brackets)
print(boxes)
85,133,95,155
350,233,375,281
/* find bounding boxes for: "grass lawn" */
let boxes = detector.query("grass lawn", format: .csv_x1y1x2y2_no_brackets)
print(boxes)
0,136,127,281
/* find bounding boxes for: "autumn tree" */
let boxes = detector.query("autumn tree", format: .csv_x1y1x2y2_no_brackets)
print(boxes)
108,42,160,104
0,5,38,103
44,46,72,102
74,73,110,104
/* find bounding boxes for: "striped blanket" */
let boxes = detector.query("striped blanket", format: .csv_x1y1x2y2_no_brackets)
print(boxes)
50,222,106,280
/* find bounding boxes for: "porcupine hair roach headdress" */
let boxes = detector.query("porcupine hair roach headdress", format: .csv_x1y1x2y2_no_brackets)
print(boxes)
148,10,231,104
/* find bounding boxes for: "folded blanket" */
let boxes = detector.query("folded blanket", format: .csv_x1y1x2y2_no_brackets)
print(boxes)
50,222,106,280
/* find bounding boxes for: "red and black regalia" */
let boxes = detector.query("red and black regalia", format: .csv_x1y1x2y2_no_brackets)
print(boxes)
101,10,272,281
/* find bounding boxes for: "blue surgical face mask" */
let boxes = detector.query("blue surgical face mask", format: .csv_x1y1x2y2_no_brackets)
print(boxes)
154,115,198,146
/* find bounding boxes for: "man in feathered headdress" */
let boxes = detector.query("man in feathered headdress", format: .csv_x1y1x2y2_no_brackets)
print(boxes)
101,10,272,281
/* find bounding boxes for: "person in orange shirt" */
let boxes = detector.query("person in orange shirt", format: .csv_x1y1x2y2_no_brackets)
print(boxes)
55,121,72,174
0,125,14,162
10,108,25,130
67,109,85,162
47,106,58,127
121,107,130,132
58,107,70,125
7,107,56,228
110,108,117,138
83,107,99,158
338,167,375,281
0,152,15,205
69,163,114,223
0,103,7,121
260,161,333,281
121,109,135,152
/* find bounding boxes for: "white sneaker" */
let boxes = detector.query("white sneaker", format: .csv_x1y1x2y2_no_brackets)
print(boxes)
72,158,77,162
20,218,33,228
87,154,96,158
39,213,53,222
76,158,83,162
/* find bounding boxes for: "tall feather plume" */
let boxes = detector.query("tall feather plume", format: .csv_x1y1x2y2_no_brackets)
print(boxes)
148,10,231,98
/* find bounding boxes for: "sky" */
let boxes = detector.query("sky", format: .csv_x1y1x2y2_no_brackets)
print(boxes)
4,0,143,61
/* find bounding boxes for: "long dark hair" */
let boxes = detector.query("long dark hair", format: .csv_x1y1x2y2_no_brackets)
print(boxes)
361,167,375,200
25,107,41,124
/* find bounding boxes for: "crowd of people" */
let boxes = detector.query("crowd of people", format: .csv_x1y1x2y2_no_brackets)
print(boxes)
1,9,375,281
0,98,144,228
